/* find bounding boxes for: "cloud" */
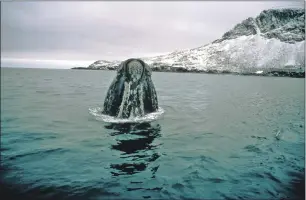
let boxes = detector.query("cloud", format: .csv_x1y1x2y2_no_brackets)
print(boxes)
1,1,304,64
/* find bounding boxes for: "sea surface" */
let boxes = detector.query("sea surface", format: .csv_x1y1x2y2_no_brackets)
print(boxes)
1,67,305,199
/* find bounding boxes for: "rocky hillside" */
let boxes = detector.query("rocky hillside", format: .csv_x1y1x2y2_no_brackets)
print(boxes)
213,8,304,44
73,8,305,77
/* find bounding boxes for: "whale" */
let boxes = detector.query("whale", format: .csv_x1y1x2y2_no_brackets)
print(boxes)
102,58,158,119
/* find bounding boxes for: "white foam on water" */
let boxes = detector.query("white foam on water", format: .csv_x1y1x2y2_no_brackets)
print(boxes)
89,107,165,124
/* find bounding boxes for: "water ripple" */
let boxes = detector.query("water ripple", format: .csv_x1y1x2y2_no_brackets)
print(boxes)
7,148,69,161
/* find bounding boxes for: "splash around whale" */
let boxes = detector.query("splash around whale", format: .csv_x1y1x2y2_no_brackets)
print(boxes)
89,58,164,123
89,106,164,124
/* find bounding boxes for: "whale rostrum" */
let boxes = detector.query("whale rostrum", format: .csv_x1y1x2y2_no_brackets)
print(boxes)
102,58,158,119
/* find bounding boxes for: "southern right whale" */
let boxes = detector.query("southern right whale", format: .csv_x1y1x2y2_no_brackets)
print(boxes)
102,58,158,119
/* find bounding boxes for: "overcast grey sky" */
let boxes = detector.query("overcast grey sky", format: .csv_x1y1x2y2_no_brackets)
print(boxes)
1,1,304,64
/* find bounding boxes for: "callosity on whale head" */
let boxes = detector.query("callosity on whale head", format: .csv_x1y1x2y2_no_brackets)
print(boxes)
102,58,158,119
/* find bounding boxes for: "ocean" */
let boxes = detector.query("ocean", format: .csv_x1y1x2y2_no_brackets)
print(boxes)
1,67,305,199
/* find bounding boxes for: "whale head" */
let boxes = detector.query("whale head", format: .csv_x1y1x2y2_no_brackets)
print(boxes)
102,58,158,119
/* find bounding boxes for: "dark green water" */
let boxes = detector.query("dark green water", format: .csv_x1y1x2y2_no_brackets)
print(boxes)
1,68,305,199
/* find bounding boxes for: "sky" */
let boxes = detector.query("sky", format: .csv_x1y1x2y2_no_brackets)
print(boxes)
1,1,304,68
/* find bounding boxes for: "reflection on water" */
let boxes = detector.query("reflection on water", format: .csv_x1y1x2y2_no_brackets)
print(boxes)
105,123,162,177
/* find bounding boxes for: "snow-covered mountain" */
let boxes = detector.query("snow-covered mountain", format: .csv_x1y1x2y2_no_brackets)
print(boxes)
74,8,305,77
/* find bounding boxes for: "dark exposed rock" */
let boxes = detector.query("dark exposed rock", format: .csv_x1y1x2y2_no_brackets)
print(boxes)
214,8,305,44
213,17,258,43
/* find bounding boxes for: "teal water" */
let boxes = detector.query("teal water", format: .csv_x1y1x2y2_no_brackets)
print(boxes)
1,68,305,199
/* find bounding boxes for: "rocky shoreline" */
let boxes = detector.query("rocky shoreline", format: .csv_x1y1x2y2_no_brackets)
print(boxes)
71,67,305,78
